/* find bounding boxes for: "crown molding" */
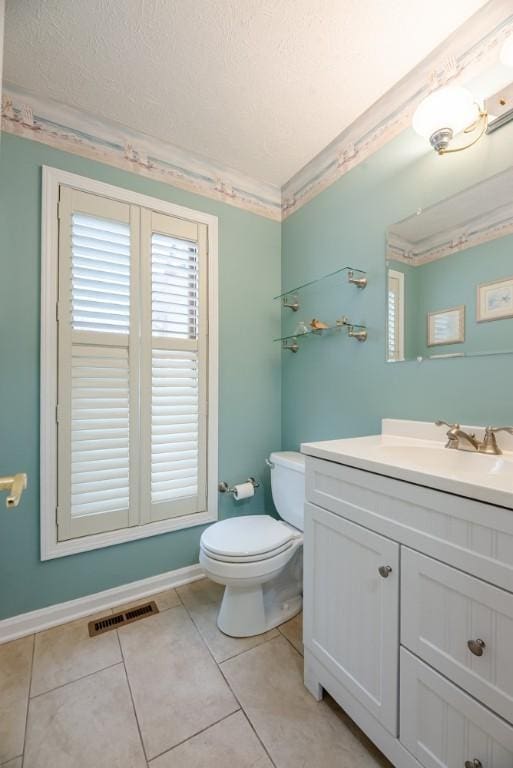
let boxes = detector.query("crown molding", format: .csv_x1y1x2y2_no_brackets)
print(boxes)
281,2,513,219
1,84,282,221
388,200,513,266
2,4,513,222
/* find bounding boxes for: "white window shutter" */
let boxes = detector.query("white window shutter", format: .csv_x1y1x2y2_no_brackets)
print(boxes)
140,210,208,524
55,187,208,542
56,188,138,540
387,270,405,362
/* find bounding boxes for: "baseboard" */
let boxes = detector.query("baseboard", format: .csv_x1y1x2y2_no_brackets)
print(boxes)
0,563,204,644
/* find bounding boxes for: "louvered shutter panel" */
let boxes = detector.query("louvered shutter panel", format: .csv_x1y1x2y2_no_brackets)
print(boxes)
387,270,404,361
57,188,138,540
140,211,208,523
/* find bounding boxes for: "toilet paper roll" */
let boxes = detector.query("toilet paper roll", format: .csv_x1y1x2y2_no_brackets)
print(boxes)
232,481,255,501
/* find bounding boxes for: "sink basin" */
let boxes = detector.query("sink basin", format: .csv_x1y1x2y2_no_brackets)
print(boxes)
301,421,513,509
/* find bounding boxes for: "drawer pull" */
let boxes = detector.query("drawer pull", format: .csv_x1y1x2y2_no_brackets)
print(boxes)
467,639,486,657
464,761,482,768
378,565,392,578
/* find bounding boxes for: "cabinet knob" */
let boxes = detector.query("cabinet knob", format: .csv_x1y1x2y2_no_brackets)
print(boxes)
464,760,482,768
378,565,392,578
467,639,486,657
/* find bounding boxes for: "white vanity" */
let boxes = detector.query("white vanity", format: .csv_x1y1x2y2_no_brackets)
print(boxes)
301,419,513,768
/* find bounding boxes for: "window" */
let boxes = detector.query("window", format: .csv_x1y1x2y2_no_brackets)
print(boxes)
41,168,218,559
387,269,405,362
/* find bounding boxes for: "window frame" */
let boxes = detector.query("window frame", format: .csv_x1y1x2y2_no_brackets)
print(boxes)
41,166,219,561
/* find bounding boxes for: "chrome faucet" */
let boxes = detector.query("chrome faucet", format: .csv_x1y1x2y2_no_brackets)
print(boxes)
435,421,513,455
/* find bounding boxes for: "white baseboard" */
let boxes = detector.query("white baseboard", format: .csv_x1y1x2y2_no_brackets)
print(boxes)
0,563,204,644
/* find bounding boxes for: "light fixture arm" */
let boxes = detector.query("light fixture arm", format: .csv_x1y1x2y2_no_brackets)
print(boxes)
437,108,488,155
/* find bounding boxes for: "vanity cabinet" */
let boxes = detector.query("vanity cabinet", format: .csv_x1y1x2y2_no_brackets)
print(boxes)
303,502,399,734
303,456,513,768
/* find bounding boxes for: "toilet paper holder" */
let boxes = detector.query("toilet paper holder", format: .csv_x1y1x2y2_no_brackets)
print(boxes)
218,477,260,495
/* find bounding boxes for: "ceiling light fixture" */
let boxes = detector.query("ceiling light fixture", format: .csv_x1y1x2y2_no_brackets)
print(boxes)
412,85,487,155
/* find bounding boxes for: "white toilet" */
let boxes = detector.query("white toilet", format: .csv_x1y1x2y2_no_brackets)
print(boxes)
199,451,305,637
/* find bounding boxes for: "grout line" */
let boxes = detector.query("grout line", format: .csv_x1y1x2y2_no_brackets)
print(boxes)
115,629,150,764
177,590,278,768
277,626,304,658
28,660,123,700
20,633,35,768
147,709,242,763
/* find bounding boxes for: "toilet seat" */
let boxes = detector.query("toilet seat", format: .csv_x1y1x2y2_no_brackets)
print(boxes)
200,515,300,563
201,538,295,564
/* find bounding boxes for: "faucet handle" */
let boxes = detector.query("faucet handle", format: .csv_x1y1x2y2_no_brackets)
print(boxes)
435,420,460,430
485,426,513,435
480,426,513,456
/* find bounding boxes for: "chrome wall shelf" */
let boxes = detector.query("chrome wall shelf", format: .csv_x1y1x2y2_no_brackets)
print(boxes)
275,316,367,352
275,266,367,312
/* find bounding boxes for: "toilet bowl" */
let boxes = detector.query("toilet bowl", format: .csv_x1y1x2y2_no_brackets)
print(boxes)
199,451,305,637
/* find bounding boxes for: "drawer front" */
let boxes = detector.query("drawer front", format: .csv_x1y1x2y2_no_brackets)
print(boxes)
401,548,513,724
400,648,513,768
304,503,399,735
305,456,513,592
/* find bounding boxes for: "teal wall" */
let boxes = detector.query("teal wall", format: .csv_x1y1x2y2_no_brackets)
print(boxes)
396,235,513,358
282,122,513,450
0,134,281,620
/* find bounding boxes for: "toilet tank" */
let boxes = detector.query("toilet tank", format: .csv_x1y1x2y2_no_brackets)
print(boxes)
269,451,305,532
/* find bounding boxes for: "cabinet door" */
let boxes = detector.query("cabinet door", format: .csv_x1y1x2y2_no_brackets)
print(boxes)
401,648,513,768
303,502,399,734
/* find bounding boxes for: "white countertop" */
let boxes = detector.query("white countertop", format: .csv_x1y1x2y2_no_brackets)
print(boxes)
301,419,513,510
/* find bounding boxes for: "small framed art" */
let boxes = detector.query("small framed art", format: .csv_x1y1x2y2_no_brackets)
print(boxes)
427,305,465,346
477,276,513,322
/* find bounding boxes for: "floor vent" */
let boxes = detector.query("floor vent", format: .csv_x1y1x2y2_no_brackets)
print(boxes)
88,601,159,637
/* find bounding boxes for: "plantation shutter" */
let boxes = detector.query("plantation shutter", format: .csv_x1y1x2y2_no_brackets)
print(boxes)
56,188,139,540
140,210,208,523
387,270,404,361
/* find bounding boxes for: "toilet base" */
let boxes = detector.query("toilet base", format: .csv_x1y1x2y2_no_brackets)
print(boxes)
217,589,302,637
216,547,303,637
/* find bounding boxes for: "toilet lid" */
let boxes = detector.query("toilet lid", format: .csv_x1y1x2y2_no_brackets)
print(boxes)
200,515,299,558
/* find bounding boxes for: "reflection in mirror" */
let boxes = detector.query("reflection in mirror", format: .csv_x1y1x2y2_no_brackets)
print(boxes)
386,166,513,362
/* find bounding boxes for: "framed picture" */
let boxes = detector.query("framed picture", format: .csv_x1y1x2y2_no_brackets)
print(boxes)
477,276,513,322
427,305,465,347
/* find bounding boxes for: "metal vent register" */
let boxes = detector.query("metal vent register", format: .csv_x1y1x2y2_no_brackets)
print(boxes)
88,601,159,637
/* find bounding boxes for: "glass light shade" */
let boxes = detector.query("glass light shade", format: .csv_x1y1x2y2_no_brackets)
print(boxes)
500,37,513,68
412,86,478,140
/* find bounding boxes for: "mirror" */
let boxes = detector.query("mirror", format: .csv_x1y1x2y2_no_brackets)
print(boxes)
386,166,513,362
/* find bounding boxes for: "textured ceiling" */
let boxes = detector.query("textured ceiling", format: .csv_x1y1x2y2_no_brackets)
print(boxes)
4,0,489,187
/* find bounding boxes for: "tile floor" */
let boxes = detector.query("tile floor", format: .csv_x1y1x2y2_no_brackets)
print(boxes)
0,578,391,768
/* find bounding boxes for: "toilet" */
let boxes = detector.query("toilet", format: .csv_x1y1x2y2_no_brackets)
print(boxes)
199,451,305,637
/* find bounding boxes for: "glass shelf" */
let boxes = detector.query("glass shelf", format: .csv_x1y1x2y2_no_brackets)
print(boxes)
274,322,366,343
274,265,367,301
274,317,368,350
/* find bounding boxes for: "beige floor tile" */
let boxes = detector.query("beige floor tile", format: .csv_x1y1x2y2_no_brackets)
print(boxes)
151,711,273,768
0,635,33,763
222,636,387,768
279,612,303,655
177,578,279,662
31,613,121,696
0,758,23,768
114,588,181,614
119,605,238,759
24,664,146,768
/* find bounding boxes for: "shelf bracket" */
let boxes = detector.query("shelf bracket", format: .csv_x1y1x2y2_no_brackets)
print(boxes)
336,316,368,342
347,270,368,289
282,338,299,353
282,295,300,312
